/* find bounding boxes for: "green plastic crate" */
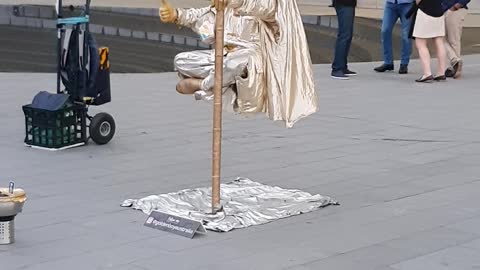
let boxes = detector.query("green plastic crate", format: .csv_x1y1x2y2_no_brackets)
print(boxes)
22,104,87,149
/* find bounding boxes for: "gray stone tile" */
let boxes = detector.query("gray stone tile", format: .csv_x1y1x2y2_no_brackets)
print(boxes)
173,35,186,45
25,17,42,28
132,30,146,39
111,264,149,270
447,216,480,236
0,5,13,17
41,19,55,29
132,239,259,269
103,26,118,35
382,227,478,255
204,245,331,270
89,23,104,34
38,6,53,18
199,41,210,48
301,15,318,25
118,28,132,37
23,6,39,17
10,16,27,26
461,238,480,251
22,244,166,270
186,37,198,47
391,246,480,270
0,16,10,24
146,32,159,41
330,16,338,28
160,33,172,42
0,253,44,269
297,244,419,270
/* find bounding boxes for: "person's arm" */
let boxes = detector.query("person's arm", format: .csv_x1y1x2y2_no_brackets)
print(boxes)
228,0,277,22
176,7,212,28
159,0,211,28
451,0,470,10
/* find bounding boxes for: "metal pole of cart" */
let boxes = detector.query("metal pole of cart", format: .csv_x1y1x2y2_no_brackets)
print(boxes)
56,0,62,94
82,0,92,101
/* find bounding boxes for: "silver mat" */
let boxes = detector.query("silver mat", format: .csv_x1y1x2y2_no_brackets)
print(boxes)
121,177,338,232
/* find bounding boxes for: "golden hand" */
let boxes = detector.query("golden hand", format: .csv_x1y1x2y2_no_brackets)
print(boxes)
211,0,230,8
159,0,177,23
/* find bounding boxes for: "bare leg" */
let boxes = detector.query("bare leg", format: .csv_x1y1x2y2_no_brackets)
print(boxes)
415,37,432,78
434,36,447,77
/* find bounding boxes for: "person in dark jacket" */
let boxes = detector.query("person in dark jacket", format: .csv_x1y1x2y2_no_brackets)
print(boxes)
442,0,470,78
411,0,447,83
331,0,357,80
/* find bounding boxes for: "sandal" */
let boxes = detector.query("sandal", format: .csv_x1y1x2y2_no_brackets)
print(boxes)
415,75,434,83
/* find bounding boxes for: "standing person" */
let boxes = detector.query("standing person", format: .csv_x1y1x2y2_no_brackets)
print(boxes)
410,0,447,83
374,0,414,74
442,0,470,78
331,0,357,80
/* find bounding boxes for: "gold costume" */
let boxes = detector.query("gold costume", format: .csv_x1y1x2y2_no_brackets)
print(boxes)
174,0,317,128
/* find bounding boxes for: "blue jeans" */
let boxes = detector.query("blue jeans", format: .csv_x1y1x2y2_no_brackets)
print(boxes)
381,2,413,66
332,5,355,73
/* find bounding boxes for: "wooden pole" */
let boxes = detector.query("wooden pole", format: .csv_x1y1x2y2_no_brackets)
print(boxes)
212,0,225,214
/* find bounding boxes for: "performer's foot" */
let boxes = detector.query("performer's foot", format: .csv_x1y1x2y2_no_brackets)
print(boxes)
176,78,203,94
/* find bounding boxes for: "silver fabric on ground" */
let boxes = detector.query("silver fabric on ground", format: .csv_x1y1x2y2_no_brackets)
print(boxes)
121,178,338,232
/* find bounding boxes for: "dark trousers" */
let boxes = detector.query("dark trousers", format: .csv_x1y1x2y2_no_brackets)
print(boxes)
381,1,413,66
332,5,355,73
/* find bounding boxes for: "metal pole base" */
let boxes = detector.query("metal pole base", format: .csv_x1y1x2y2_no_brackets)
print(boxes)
211,205,223,215
0,219,14,245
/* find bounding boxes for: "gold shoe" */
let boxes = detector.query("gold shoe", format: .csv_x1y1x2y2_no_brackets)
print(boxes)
176,78,202,94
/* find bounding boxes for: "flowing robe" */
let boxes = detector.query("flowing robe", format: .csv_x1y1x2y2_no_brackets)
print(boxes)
174,0,317,128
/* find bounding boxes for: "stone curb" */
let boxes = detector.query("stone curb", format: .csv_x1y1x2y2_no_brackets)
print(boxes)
0,4,332,49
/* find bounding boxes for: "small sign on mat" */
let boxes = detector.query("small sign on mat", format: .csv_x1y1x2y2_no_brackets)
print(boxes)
144,211,206,239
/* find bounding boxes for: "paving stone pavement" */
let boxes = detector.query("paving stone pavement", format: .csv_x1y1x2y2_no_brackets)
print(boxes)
1,55,480,269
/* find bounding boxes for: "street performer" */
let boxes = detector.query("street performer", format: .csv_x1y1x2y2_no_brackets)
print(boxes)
159,0,317,127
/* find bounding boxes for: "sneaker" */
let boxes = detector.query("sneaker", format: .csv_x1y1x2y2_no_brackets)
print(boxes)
344,69,357,76
374,64,394,72
399,64,408,74
331,70,349,80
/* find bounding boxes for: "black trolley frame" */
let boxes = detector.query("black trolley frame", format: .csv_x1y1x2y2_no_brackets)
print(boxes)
22,0,115,150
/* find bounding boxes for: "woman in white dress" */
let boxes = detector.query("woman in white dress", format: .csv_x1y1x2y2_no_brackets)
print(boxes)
411,0,447,82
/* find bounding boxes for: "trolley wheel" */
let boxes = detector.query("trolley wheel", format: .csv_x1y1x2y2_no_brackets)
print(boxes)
89,112,115,145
